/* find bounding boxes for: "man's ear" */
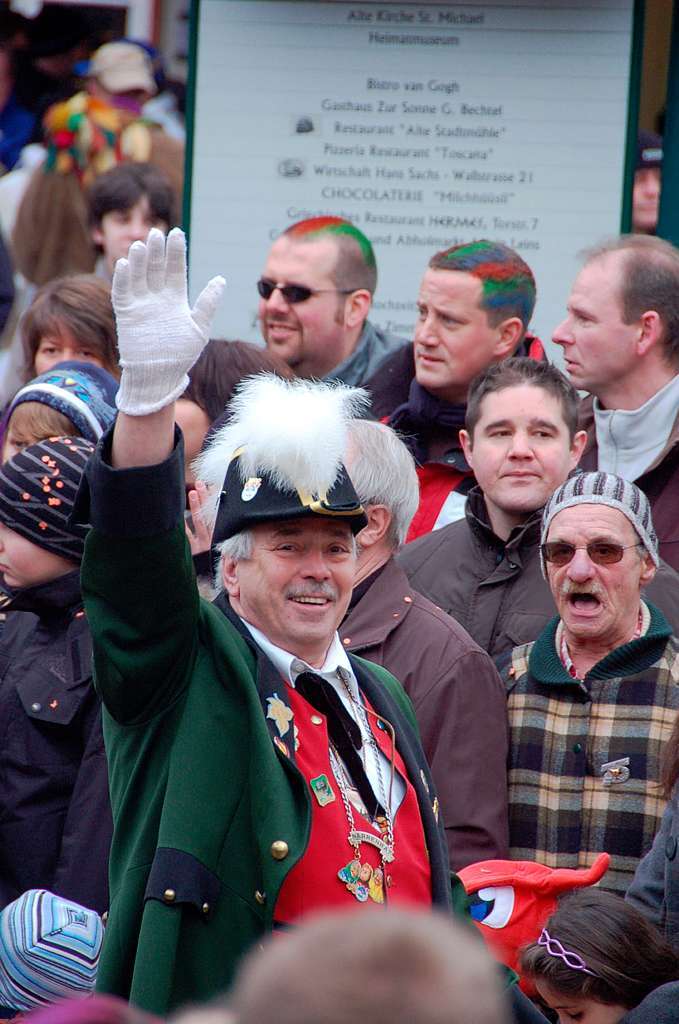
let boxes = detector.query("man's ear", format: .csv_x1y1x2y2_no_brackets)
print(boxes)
493,316,525,359
639,551,657,589
91,226,104,248
569,429,588,469
459,429,473,468
344,289,372,329
221,554,240,598
636,310,664,358
355,504,391,550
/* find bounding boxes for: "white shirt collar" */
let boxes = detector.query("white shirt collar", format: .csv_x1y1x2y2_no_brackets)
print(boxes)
239,617,359,696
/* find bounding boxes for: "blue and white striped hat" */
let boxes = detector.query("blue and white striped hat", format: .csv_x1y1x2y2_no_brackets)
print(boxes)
0,889,103,1011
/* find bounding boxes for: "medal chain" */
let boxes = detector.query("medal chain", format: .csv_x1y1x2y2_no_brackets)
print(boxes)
330,669,395,861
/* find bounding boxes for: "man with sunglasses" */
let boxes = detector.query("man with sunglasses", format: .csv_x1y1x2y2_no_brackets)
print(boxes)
257,216,407,385
504,471,679,895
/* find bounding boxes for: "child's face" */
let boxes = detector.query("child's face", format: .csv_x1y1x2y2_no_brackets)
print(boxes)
535,980,628,1024
0,522,77,590
92,196,169,276
34,326,104,377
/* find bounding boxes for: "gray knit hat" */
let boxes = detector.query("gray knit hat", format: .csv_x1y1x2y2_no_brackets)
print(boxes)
541,471,659,569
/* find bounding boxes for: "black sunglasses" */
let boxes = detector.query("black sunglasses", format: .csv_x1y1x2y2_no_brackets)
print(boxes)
257,277,356,305
541,541,642,566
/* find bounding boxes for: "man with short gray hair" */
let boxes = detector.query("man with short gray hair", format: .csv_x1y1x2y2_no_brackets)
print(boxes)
504,471,679,894
342,419,510,870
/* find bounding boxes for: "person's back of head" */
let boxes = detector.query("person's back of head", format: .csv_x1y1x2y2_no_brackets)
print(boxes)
346,419,419,552
228,909,508,1024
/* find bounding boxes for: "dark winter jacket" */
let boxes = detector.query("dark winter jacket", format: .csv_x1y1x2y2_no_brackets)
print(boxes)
626,788,679,950
398,487,679,661
0,570,111,914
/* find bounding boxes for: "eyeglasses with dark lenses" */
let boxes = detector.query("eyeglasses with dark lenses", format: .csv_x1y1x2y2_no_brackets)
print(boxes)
541,541,641,566
257,278,356,304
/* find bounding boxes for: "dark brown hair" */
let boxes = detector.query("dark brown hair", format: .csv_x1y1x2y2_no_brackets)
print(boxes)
183,339,293,426
20,275,119,381
520,889,679,1010
465,357,580,440
88,162,176,231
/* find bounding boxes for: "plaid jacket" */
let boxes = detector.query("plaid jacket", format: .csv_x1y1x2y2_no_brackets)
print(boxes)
504,603,679,894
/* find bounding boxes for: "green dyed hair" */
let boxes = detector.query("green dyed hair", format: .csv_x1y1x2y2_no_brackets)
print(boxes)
284,217,377,294
429,239,536,332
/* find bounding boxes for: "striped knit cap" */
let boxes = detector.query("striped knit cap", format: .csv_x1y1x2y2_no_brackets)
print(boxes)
0,437,94,563
541,471,659,569
0,889,102,1011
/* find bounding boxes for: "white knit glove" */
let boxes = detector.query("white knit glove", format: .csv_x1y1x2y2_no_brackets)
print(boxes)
113,227,226,416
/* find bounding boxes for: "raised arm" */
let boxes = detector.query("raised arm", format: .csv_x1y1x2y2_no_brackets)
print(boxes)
110,227,225,467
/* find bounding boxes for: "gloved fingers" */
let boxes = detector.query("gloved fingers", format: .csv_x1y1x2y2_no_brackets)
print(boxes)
146,228,167,292
165,227,188,297
111,257,131,311
192,275,226,335
128,240,150,298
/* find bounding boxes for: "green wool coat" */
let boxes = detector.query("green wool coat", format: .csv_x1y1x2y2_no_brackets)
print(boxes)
81,514,454,1015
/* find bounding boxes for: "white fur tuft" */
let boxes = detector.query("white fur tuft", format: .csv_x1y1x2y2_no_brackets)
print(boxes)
192,374,368,526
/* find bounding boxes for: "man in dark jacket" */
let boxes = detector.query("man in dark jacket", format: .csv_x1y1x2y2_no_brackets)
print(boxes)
399,359,679,659
553,235,679,571
375,240,541,541
341,419,509,870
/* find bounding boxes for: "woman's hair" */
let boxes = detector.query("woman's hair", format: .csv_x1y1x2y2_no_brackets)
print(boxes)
3,402,75,455
20,275,119,380
519,889,679,1010
183,339,293,426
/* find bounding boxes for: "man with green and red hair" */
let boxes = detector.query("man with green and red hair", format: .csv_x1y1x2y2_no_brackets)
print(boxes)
379,239,544,542
257,216,408,385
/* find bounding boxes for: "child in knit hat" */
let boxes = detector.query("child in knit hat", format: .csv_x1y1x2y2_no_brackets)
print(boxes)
1,361,117,462
0,436,111,916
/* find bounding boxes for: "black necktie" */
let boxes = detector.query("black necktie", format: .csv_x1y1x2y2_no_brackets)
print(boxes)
295,671,384,820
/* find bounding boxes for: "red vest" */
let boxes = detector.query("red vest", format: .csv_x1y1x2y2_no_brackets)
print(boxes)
274,683,432,922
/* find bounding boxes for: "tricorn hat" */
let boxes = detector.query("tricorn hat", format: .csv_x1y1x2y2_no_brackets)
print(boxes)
193,375,368,544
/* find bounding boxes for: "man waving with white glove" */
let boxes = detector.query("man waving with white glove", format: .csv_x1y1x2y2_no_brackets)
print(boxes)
78,231,468,1016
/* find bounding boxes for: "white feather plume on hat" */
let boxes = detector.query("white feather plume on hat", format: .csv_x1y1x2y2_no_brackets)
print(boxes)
193,374,369,527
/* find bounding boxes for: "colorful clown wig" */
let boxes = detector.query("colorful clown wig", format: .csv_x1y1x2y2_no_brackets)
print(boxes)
429,239,536,332
283,217,377,294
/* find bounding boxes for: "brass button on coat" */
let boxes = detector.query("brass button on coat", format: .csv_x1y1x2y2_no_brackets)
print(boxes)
255,890,266,905
270,840,289,860
163,888,176,902
202,903,210,914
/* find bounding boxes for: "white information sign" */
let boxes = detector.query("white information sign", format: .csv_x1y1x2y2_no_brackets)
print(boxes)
187,0,635,352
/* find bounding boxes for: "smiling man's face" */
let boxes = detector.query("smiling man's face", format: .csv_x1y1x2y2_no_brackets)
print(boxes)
221,517,356,668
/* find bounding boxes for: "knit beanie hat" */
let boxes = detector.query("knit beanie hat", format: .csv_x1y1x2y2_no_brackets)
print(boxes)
0,437,95,563
0,889,103,1011
541,471,659,569
6,361,117,444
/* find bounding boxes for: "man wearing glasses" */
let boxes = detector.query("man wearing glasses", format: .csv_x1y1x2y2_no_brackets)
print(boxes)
504,471,679,895
257,216,407,385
